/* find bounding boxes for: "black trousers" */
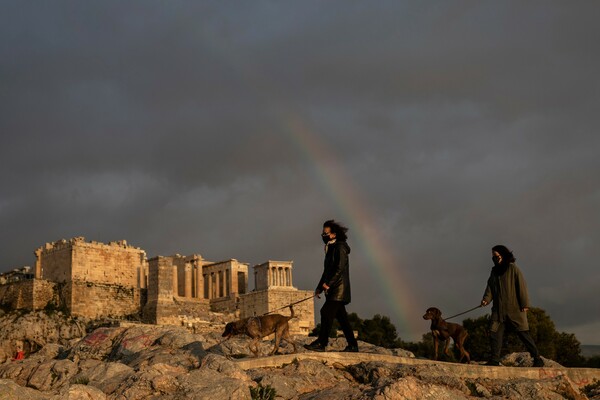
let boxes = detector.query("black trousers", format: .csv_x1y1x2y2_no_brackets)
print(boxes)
490,318,540,362
318,299,358,347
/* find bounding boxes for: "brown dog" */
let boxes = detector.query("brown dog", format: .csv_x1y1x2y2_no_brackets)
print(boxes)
423,307,470,363
222,306,297,357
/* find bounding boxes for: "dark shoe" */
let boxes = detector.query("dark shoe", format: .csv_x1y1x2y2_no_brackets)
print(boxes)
484,360,500,366
342,345,359,353
533,357,544,367
303,340,326,352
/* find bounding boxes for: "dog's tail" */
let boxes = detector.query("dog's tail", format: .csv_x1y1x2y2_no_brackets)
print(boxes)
288,305,296,319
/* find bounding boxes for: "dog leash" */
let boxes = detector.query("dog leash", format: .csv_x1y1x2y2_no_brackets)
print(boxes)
444,305,482,320
260,293,317,316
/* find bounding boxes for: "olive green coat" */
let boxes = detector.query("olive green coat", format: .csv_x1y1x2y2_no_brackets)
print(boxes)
482,262,530,331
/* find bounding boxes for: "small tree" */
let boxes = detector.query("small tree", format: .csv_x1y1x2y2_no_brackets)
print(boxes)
555,332,584,367
359,314,400,348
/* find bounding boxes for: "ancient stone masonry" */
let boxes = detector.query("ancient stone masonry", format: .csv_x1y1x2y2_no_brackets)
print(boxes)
240,261,315,335
34,237,147,318
1,237,315,335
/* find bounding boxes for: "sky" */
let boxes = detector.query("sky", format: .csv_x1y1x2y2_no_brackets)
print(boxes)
1,1,599,344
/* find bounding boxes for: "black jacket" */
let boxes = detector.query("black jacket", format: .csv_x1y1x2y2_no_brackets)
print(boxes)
317,240,351,304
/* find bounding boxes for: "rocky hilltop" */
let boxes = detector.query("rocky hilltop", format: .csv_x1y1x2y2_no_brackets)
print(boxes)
0,311,598,399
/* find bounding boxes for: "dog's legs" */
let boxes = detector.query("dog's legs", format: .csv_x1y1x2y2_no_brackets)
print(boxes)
433,334,439,360
250,338,260,357
278,325,296,354
443,338,451,357
283,326,296,354
458,331,470,363
271,328,283,356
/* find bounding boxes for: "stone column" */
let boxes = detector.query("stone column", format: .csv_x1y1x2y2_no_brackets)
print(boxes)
172,265,178,297
226,269,231,297
196,265,203,299
216,270,221,297
184,263,192,298
288,267,293,287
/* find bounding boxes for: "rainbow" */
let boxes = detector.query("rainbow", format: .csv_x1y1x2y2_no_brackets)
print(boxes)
193,33,423,339
283,114,422,340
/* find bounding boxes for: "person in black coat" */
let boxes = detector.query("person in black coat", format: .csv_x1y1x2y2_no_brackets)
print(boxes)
304,220,359,352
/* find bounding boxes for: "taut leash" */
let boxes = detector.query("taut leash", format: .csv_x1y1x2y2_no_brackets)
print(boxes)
444,305,482,320
260,293,317,316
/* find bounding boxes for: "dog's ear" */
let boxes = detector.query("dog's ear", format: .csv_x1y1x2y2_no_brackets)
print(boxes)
222,322,233,337
434,308,442,317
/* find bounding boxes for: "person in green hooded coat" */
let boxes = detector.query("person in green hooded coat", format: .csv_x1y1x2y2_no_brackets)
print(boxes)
481,245,543,367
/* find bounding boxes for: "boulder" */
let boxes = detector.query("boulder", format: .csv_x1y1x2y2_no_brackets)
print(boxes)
501,352,563,368
73,360,134,394
58,383,107,400
0,378,50,399
177,368,252,399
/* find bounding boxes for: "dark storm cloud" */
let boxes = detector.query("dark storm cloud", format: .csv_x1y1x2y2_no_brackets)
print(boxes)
1,1,599,343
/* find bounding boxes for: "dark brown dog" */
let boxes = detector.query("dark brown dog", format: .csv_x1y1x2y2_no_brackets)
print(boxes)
423,307,470,363
222,306,297,357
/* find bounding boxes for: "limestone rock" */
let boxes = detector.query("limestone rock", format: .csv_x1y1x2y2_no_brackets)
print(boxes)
247,359,352,399
0,378,50,399
200,353,250,381
0,311,597,400
72,360,134,394
27,359,78,392
68,327,127,361
0,311,86,362
374,375,471,400
177,368,252,399
501,352,563,368
58,383,107,400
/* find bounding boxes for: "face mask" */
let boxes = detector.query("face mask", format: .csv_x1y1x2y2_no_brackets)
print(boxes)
322,234,330,244
492,256,500,265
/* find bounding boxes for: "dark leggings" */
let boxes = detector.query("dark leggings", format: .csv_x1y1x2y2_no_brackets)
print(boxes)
318,300,358,347
490,318,540,362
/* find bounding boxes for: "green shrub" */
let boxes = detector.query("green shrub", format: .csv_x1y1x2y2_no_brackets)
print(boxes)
250,383,276,400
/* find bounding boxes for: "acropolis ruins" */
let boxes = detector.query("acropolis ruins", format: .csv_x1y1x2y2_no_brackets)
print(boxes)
0,237,315,335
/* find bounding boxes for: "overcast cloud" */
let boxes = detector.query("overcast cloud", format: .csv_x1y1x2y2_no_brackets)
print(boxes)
1,1,599,344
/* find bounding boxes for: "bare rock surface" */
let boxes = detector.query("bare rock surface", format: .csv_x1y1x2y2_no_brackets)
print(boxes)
0,311,87,362
0,311,598,399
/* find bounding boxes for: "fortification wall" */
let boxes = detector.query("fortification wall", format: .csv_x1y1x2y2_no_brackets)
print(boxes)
36,238,145,289
38,244,72,283
32,280,59,310
210,296,238,314
0,280,58,311
68,281,140,318
0,280,33,310
71,240,144,287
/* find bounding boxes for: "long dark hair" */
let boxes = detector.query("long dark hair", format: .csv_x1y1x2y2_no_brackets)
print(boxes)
323,219,348,241
492,244,516,265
